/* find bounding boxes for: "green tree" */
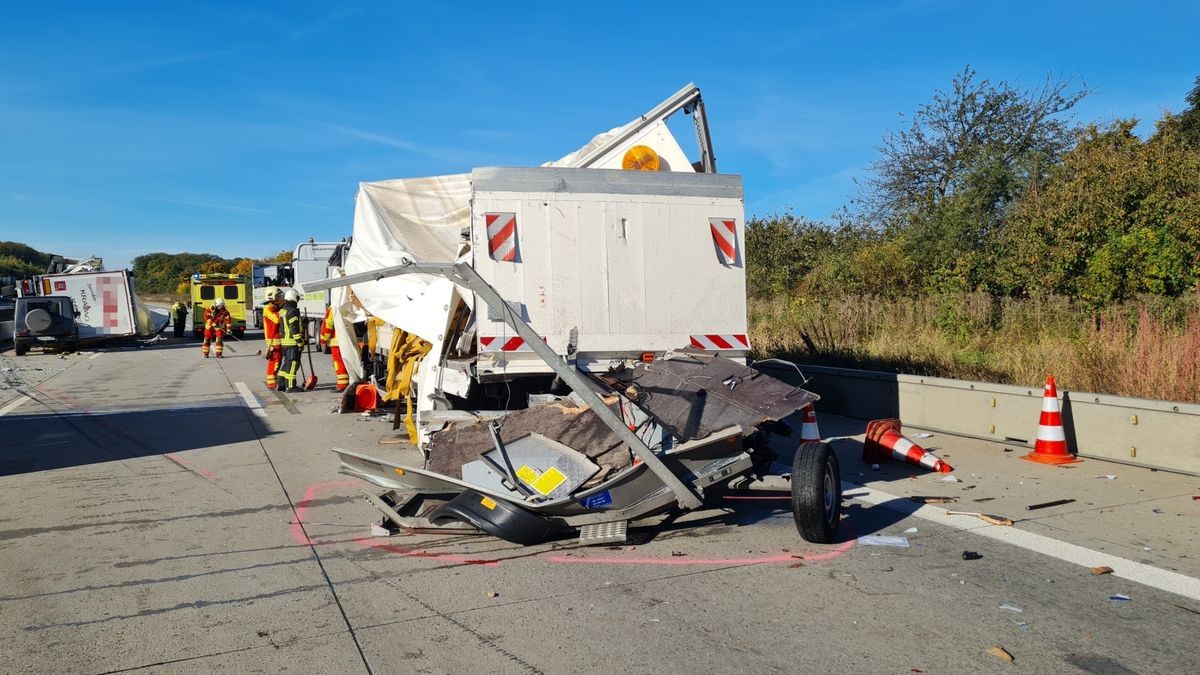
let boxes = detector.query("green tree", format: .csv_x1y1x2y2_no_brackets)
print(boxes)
864,67,1087,290
995,119,1200,304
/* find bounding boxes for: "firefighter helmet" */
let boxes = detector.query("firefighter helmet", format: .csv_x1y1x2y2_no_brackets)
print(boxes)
213,297,225,308
263,286,282,304
284,289,300,302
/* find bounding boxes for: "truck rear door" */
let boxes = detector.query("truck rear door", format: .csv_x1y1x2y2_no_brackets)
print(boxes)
470,166,748,378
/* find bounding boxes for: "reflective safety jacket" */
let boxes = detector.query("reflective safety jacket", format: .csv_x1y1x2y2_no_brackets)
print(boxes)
319,306,338,347
204,306,232,332
263,303,282,347
171,302,187,320
280,304,302,347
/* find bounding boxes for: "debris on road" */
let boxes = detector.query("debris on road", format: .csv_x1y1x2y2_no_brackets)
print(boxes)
487,591,499,598
962,551,983,560
999,603,1023,612
972,497,996,503
939,475,961,483
909,496,956,504
1090,566,1114,575
946,510,1015,526
1109,594,1132,602
987,645,1014,663
903,527,919,533
863,418,953,473
1026,498,1076,511
1095,474,1117,480
858,535,910,547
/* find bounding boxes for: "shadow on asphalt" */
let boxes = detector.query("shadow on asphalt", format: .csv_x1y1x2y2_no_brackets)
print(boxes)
0,404,276,477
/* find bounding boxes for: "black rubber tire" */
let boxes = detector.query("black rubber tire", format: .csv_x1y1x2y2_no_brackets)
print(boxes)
14,341,28,356
792,441,842,544
65,340,78,353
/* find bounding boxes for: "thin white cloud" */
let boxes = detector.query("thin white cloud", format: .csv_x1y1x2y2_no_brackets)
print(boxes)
323,123,503,167
96,49,236,75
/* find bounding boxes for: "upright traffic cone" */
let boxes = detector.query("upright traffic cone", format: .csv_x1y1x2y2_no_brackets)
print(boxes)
798,404,821,442
1021,375,1079,465
862,418,953,473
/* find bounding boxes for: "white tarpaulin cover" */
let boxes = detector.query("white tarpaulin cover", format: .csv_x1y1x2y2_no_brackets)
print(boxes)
327,269,364,384
343,175,470,343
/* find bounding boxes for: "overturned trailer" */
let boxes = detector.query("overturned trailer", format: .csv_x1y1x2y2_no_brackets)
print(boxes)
309,85,842,545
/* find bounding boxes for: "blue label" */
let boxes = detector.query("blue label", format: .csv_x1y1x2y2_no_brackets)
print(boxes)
580,491,613,509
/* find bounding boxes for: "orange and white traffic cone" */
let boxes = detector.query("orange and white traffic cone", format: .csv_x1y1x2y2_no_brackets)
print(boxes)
862,418,953,473
798,404,821,442
1021,375,1079,465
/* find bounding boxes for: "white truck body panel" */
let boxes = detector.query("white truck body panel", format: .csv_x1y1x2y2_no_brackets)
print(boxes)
470,167,747,377
37,270,138,341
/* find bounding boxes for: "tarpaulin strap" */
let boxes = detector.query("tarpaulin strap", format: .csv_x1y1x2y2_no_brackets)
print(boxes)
385,329,431,444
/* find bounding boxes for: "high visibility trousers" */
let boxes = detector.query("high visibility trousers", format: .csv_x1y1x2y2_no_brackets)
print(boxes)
265,346,282,390
279,346,300,389
330,346,349,391
202,328,225,357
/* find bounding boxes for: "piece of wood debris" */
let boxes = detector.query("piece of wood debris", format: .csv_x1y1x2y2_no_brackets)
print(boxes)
987,645,1014,663
1090,566,1114,575
946,510,1015,526
910,496,956,504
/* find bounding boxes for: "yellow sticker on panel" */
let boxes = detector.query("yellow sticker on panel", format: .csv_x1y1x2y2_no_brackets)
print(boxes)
530,467,568,496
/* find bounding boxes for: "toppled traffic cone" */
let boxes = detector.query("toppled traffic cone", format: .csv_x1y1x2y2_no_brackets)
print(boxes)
798,403,821,442
1021,375,1080,465
863,418,953,473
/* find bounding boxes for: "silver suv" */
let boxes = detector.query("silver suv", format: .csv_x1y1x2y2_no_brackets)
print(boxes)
13,296,80,356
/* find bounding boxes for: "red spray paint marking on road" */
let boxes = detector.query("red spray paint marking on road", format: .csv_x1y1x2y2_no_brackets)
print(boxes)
292,480,361,546
351,536,500,566
543,536,855,567
295,481,857,568
292,481,501,565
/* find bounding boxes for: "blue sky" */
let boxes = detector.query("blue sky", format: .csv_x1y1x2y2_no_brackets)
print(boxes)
2,1,1197,271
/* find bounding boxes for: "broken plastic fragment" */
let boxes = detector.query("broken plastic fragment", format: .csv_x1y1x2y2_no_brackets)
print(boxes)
999,603,1023,613
1094,474,1117,480
903,527,919,533
939,475,961,483
857,535,909,547
1109,594,1131,602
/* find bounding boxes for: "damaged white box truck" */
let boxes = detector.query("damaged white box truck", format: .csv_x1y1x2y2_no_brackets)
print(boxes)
309,84,841,547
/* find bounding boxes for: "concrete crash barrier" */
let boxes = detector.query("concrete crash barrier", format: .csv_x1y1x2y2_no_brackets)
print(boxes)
765,364,1200,476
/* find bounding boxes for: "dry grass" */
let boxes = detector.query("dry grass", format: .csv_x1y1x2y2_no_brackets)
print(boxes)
750,292,1200,402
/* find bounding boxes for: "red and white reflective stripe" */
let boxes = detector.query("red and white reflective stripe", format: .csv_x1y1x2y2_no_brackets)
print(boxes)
799,403,821,442
688,334,750,350
98,275,119,327
884,432,945,472
1036,380,1068,446
708,217,738,265
479,336,545,352
485,212,517,262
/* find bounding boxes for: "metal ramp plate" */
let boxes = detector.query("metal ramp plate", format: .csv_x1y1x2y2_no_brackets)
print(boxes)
578,521,628,546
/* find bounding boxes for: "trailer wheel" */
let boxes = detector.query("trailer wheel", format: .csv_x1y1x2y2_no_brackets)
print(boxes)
792,441,841,544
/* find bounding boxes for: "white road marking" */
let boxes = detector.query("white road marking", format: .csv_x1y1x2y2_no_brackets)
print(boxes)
0,393,32,417
844,481,1200,602
234,381,268,418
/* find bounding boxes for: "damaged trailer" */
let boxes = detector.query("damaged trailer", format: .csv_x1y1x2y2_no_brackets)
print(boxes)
307,84,841,546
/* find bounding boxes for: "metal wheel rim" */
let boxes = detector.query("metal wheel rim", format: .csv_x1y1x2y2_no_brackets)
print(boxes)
823,461,837,526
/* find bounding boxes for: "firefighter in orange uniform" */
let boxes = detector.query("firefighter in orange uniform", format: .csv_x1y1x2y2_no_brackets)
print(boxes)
261,288,284,389
202,297,232,358
318,305,349,391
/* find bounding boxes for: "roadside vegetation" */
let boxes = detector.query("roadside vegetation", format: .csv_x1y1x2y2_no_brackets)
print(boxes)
748,69,1200,402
